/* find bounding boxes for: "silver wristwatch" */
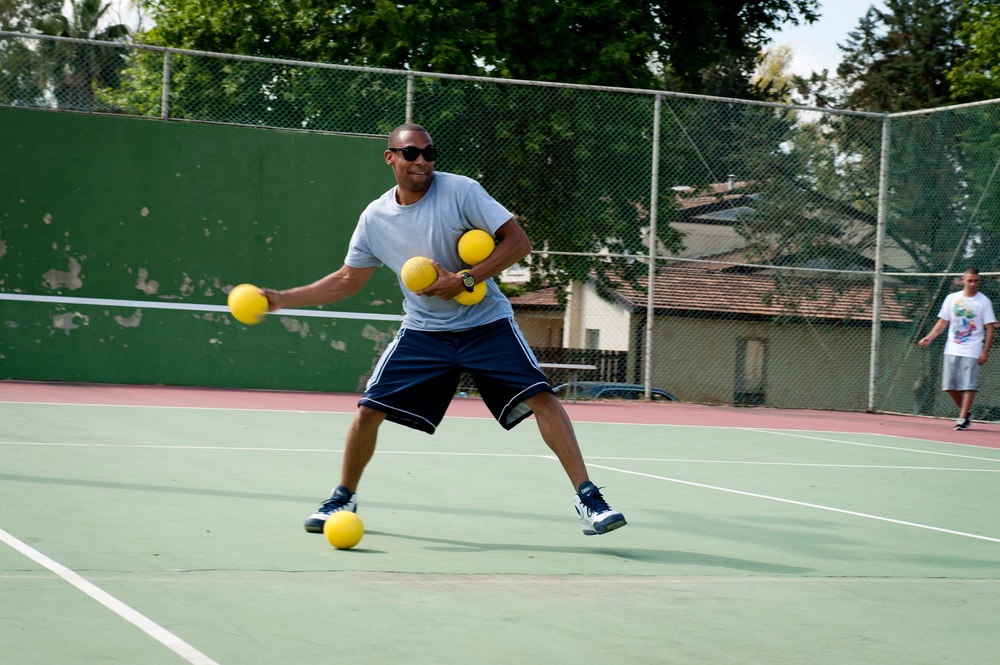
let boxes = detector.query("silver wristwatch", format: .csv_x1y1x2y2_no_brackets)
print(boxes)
459,271,475,292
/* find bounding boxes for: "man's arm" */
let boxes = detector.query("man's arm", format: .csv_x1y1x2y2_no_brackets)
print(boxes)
421,218,531,299
918,318,949,347
980,322,995,365
262,264,376,311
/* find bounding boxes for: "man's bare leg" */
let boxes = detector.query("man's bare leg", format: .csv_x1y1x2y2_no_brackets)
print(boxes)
340,405,386,492
524,391,589,489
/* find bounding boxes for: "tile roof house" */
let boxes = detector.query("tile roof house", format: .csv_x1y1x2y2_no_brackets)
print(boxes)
509,181,923,409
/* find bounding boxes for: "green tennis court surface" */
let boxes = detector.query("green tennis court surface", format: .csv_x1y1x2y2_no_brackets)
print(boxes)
2,394,998,664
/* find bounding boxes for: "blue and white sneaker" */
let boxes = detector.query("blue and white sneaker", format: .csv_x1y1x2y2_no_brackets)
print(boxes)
574,481,627,535
304,485,357,533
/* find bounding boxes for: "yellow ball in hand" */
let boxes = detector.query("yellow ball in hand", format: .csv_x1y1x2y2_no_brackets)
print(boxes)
323,511,364,550
401,256,438,292
458,229,494,265
454,279,487,305
227,283,267,325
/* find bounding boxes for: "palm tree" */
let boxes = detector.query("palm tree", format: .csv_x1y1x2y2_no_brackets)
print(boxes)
34,0,129,109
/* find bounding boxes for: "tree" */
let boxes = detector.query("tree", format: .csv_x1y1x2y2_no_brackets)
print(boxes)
137,0,819,94
949,0,1000,99
1,1,64,106
649,0,819,95
1,0,60,30
753,44,795,102
32,0,130,109
836,0,970,113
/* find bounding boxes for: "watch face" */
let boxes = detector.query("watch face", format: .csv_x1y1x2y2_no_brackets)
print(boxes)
461,273,475,290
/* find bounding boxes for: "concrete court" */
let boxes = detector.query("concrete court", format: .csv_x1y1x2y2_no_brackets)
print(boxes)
1,383,999,664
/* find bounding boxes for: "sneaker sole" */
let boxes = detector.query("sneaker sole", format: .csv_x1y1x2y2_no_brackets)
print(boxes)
304,507,358,533
583,515,628,536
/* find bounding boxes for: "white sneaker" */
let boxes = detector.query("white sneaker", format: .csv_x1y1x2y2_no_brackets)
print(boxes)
304,485,357,533
574,481,627,535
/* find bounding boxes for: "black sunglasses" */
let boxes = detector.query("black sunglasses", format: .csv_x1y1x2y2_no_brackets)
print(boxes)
388,146,439,162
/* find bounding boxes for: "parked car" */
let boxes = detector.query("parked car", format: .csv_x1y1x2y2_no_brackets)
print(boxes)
551,381,680,402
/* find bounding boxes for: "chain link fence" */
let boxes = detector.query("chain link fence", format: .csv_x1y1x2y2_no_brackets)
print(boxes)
3,31,999,420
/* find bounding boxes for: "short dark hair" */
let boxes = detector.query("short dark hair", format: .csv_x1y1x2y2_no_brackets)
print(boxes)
964,267,980,276
388,123,430,147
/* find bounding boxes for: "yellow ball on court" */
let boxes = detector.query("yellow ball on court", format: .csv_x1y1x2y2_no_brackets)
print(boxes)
454,279,487,306
323,511,364,550
227,283,267,325
401,256,438,292
458,229,494,265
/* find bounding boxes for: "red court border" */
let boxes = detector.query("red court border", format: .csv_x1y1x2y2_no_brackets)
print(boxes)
2,380,997,449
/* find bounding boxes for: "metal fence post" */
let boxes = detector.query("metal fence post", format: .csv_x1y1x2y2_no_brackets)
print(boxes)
867,114,891,413
406,72,414,124
644,94,662,400
160,50,171,119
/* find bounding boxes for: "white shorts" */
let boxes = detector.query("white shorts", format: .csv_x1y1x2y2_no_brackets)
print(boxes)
941,354,981,391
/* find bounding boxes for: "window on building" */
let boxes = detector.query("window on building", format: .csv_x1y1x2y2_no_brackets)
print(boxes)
585,329,600,350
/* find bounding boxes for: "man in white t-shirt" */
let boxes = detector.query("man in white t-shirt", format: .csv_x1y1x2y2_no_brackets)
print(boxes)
918,268,996,430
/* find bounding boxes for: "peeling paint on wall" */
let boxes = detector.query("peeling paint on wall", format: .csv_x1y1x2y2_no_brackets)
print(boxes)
136,268,159,294
280,317,310,339
0,235,6,259
203,277,222,298
330,340,347,352
43,257,83,290
362,324,395,352
115,309,142,327
52,311,88,334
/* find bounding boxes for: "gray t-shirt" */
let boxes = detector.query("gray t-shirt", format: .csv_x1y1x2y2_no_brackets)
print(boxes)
345,172,516,331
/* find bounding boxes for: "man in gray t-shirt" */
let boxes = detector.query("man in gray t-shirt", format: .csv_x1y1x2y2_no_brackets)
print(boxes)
346,170,516,331
263,123,627,538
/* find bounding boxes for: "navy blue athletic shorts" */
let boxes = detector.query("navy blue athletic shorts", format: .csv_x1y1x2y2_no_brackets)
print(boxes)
358,318,552,434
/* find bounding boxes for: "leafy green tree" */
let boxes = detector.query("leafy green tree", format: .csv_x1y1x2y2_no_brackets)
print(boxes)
949,0,1000,99
0,1,61,105
1,0,60,30
32,0,130,109
137,0,819,94
836,0,970,112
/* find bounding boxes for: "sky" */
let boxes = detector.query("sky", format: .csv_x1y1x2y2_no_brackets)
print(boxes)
765,0,887,76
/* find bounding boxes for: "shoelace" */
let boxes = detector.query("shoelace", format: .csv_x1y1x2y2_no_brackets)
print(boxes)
581,486,612,513
320,492,351,511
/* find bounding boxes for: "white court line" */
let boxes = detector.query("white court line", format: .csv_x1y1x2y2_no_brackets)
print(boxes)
0,527,220,665
587,463,1000,544
0,441,548,459
3,440,1000,473
0,292,404,321
747,428,1000,464
3,399,997,451
0,400,356,414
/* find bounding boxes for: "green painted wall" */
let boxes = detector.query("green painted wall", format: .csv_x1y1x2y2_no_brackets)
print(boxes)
0,107,401,391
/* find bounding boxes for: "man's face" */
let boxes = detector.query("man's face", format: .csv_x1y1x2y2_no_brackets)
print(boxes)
386,130,436,194
962,273,980,294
